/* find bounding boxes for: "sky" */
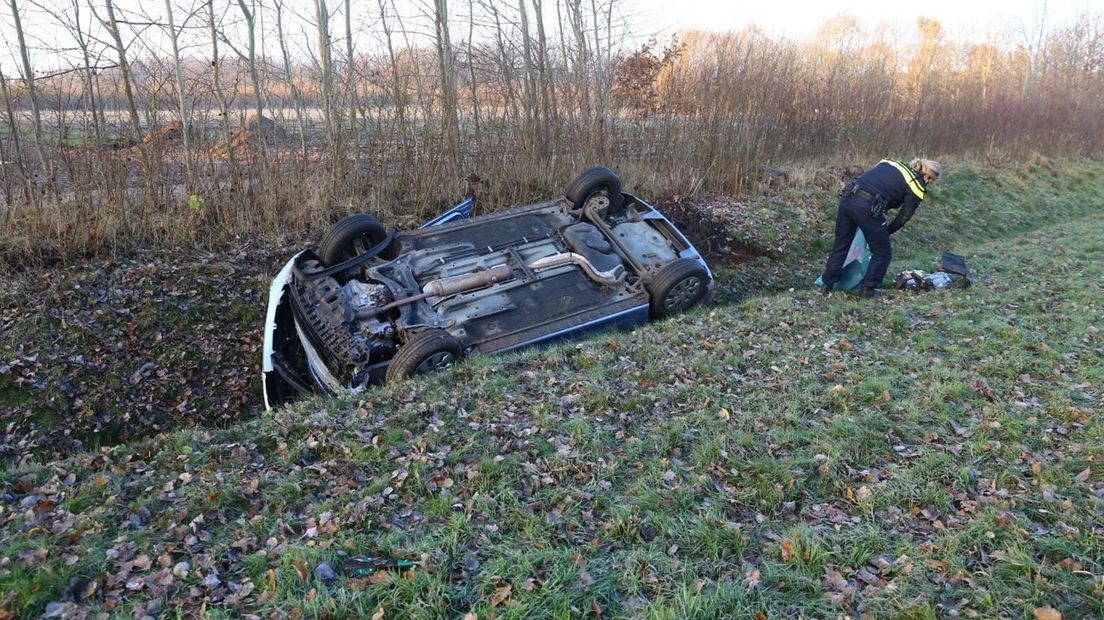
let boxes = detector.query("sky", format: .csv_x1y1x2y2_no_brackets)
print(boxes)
630,0,1095,41
0,0,1099,75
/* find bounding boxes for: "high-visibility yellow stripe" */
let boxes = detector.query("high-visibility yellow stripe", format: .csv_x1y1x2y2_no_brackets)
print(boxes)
880,159,926,200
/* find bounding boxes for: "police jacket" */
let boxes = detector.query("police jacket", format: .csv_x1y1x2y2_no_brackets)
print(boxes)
852,160,928,234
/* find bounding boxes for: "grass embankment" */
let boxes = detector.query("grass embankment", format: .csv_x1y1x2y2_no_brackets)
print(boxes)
1,158,1103,618
0,157,1100,462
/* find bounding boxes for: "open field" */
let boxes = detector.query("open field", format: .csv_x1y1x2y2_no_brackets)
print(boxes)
1,158,1102,617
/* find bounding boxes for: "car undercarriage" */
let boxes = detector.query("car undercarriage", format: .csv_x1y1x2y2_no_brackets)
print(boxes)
263,167,713,408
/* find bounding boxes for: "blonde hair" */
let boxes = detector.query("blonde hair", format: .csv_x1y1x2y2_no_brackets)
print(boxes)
910,158,942,181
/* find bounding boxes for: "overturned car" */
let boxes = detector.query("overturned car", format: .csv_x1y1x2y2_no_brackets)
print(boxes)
263,167,713,409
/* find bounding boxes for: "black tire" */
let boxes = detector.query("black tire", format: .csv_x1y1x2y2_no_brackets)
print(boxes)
385,329,463,383
318,214,396,267
564,166,623,212
646,259,710,319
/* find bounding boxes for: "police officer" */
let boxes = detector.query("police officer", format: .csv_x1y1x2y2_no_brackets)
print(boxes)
820,158,942,298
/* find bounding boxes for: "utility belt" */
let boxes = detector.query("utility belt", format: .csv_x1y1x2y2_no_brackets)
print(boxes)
840,180,890,218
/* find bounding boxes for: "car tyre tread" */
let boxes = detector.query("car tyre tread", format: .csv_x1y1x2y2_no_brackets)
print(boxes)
565,166,623,211
318,214,394,267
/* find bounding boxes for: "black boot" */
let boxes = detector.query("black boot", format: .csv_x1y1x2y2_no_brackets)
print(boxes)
861,287,891,299
821,282,833,296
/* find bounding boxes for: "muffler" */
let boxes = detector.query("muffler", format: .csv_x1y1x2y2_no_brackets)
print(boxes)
355,264,514,319
422,264,514,297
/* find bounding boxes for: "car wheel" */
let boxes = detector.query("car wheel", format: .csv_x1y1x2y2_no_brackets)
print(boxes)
318,214,396,267
385,329,463,383
565,166,623,213
647,258,710,318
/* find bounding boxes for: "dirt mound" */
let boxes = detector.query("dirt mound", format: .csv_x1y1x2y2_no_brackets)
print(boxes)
143,120,191,147
210,113,286,157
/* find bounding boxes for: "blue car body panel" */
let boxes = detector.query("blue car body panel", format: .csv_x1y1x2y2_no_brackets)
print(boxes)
418,196,474,228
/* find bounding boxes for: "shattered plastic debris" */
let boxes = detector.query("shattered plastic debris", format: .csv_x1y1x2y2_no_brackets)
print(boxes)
924,271,953,289
895,270,928,290
896,252,970,291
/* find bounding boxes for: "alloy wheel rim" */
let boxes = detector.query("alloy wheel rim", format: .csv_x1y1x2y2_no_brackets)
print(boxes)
664,277,702,311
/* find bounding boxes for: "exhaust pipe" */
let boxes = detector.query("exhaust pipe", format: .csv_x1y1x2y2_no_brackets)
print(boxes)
355,264,514,319
527,252,626,286
421,264,514,297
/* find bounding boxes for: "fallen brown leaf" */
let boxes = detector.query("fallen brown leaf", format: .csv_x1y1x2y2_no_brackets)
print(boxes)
856,485,871,502
490,582,512,607
925,559,946,571
1033,607,1061,620
780,540,796,562
1057,558,1083,571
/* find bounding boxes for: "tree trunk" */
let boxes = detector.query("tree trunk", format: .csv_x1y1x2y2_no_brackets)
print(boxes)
518,0,538,142
164,0,194,191
316,0,336,150
532,0,558,145
555,0,575,129
70,0,102,143
465,0,481,150
0,66,34,207
0,113,9,208
434,0,460,173
208,0,238,175
100,0,151,212
568,0,592,154
100,0,144,144
236,0,266,156
8,0,51,180
275,0,308,162
378,0,409,164
489,4,519,124
344,0,360,167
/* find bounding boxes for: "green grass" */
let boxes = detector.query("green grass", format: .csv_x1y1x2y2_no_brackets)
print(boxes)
1,159,1103,617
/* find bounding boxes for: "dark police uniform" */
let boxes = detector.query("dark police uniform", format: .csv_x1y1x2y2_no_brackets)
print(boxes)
821,159,928,293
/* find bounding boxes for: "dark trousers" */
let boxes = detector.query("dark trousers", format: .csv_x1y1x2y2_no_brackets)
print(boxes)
821,197,892,290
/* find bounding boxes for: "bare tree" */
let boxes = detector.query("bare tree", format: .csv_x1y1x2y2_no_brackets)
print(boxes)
0,65,34,206
486,2,519,123
274,0,308,161
0,104,9,207
207,0,238,171
164,0,194,189
95,0,145,145
464,0,481,144
315,0,336,148
531,0,557,143
7,0,51,178
378,0,409,162
518,0,538,140
344,0,360,165
236,0,264,122
30,0,105,142
434,0,460,171
567,0,592,145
